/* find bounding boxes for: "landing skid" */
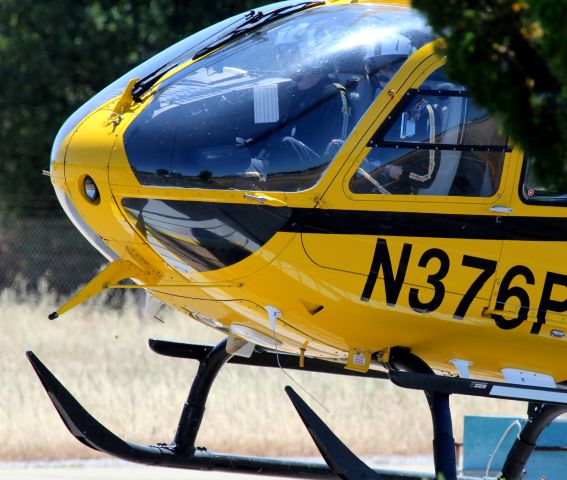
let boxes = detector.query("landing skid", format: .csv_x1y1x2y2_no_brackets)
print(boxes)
27,340,567,480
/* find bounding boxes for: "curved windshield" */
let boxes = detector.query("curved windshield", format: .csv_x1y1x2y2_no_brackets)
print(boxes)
124,4,433,192
50,3,301,168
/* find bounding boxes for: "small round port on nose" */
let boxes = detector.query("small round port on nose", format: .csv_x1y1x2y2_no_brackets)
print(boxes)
83,176,100,203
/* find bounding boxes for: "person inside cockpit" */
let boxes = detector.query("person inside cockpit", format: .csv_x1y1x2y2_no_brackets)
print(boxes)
243,25,350,183
364,33,414,98
358,34,440,194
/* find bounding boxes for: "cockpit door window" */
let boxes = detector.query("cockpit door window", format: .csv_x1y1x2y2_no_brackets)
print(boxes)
349,69,510,197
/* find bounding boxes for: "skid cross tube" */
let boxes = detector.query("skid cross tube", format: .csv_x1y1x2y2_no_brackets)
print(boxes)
388,365,567,480
148,338,389,379
426,391,456,480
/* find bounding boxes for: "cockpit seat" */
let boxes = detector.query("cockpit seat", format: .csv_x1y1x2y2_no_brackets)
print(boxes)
331,49,374,127
342,75,374,127
418,91,465,196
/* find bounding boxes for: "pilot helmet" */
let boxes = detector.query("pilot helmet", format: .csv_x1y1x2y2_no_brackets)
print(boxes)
274,25,305,69
364,33,415,77
275,24,330,80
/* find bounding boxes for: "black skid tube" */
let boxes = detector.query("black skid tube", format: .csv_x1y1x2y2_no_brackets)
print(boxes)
26,350,332,476
26,350,430,479
148,338,389,379
501,402,567,480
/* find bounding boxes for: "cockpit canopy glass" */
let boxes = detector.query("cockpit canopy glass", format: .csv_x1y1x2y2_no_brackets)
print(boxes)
124,4,434,192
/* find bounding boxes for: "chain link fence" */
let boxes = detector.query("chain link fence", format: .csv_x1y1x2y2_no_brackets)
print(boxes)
0,196,137,307
0,215,106,297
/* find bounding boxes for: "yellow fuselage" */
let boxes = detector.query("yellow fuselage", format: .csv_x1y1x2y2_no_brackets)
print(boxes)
50,0,567,383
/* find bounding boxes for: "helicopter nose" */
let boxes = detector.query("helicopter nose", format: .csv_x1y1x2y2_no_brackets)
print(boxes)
61,108,118,209
49,123,69,193
49,106,126,261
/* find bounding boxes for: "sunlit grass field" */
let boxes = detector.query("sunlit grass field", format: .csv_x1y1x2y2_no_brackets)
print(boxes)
1,285,526,462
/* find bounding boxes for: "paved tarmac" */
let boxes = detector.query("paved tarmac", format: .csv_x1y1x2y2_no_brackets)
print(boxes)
0,457,434,480
0,464,284,480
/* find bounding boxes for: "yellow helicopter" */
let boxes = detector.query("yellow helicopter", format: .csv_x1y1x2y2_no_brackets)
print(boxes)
27,1,567,479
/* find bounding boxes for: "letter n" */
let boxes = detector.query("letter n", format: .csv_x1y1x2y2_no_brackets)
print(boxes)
361,238,412,306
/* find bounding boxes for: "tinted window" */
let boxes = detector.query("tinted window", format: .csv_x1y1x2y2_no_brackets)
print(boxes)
50,5,277,168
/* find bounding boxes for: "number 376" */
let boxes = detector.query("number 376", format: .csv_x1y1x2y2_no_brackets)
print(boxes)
360,238,567,334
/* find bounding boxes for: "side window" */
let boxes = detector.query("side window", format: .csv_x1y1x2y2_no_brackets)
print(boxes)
522,157,567,205
350,70,510,197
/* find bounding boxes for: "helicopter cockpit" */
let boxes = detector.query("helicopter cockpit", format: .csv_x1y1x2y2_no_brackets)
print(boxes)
123,4,434,193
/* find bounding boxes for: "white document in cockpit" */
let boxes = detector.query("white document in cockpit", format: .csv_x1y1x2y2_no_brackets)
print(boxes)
253,83,279,124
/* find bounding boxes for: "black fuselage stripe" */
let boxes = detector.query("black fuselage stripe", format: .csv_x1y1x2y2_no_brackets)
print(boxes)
281,209,567,242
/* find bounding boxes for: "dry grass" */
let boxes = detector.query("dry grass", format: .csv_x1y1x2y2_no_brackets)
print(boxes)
0,285,526,462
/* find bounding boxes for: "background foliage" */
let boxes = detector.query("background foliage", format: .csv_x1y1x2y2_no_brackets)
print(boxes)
1,0,565,217
0,0,270,216
412,0,567,191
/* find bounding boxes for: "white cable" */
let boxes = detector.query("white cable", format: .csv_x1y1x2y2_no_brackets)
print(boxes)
484,420,522,479
274,341,330,413
267,308,330,413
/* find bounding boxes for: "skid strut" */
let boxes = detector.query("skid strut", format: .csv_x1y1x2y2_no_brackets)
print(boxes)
387,347,457,480
27,340,432,480
172,340,232,455
500,402,567,480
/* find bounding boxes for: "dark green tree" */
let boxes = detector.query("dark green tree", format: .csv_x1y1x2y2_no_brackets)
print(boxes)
412,0,567,191
0,0,269,217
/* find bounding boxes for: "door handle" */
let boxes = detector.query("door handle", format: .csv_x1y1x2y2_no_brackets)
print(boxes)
489,206,513,214
244,193,287,207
